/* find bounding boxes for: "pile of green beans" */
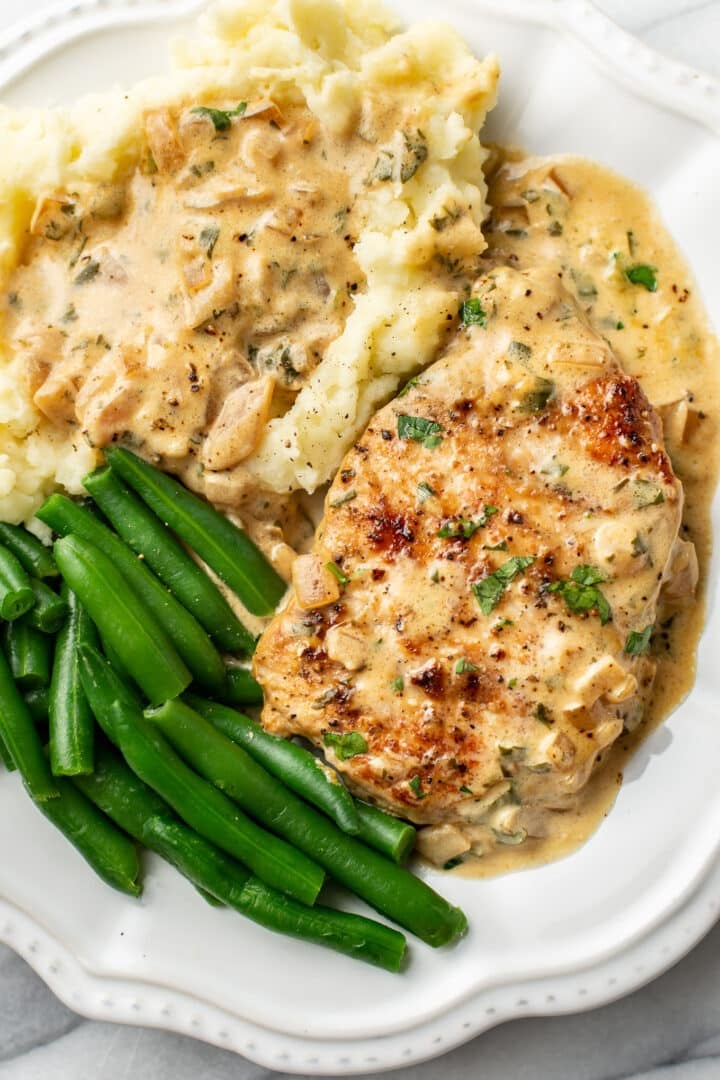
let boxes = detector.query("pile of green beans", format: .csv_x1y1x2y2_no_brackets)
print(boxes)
75,743,405,971
0,456,467,971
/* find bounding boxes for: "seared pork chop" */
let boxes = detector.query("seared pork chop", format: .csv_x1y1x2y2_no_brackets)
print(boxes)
254,266,693,862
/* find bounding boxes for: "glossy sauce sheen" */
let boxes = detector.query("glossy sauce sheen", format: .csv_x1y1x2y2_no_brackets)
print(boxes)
463,151,720,876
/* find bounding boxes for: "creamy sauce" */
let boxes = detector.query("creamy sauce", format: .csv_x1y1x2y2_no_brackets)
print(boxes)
3,96,398,514
446,150,720,877
4,115,718,879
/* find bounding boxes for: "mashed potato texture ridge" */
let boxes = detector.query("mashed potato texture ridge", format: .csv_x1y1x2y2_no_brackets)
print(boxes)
0,0,498,517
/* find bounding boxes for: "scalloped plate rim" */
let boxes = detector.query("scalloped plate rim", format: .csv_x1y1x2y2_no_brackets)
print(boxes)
0,0,719,1073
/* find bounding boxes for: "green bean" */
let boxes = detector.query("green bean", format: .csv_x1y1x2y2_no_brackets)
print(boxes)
186,695,361,836
0,734,15,771
215,665,264,708
37,773,141,897
75,645,141,740
189,696,414,860
233,872,406,971
49,585,97,776
96,694,324,906
0,522,58,579
98,631,132,686
353,801,417,864
74,739,168,825
36,495,225,692
105,447,286,616
54,535,191,706
0,543,34,621
75,743,405,971
150,699,466,947
0,646,57,800
4,618,52,689
83,467,255,655
26,578,67,634
24,687,50,724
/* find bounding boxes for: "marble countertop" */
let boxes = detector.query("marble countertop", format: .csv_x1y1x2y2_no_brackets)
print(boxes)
1,1,719,1077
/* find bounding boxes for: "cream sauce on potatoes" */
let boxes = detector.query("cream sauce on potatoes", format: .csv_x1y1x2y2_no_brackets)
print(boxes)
4,98,386,501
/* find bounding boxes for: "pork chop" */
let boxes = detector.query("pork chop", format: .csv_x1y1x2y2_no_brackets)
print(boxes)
254,266,692,862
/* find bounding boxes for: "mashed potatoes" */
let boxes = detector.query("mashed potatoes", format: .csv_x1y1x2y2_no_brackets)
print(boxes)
0,0,498,521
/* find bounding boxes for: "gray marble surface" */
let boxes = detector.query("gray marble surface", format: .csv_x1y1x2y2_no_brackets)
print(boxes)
2,1,720,1077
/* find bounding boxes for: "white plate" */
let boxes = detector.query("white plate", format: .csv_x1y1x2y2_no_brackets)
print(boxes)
1,0,719,1073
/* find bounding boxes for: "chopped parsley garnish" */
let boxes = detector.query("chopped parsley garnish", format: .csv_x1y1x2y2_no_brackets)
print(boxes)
519,377,554,413
632,533,649,558
633,479,665,508
548,564,612,625
367,130,428,184
397,375,419,398
325,561,349,586
508,678,518,689
417,481,435,502
493,618,514,633
508,340,532,361
323,731,368,760
397,414,444,449
443,856,464,870
199,225,220,259
534,703,552,726
459,784,474,795
438,506,497,540
408,775,427,799
392,676,404,693
459,297,486,327
399,130,428,182
624,625,653,655
73,259,100,285
625,264,658,292
616,321,625,330
472,555,535,615
541,458,569,478
430,204,462,232
570,268,598,299
484,540,509,552
455,658,479,674
330,489,357,508
191,101,247,131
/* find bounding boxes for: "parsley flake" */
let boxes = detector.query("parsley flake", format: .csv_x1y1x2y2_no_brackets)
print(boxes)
438,506,497,540
625,264,658,292
323,731,368,760
455,658,479,674
191,101,247,131
548,564,612,625
392,676,404,693
73,259,100,286
624,625,653,655
459,297,486,327
325,562,349,586
417,481,435,503
472,555,535,615
397,375,419,399
409,775,427,799
519,377,554,413
330,489,357,508
633,479,665,508
199,225,220,259
397,414,444,449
